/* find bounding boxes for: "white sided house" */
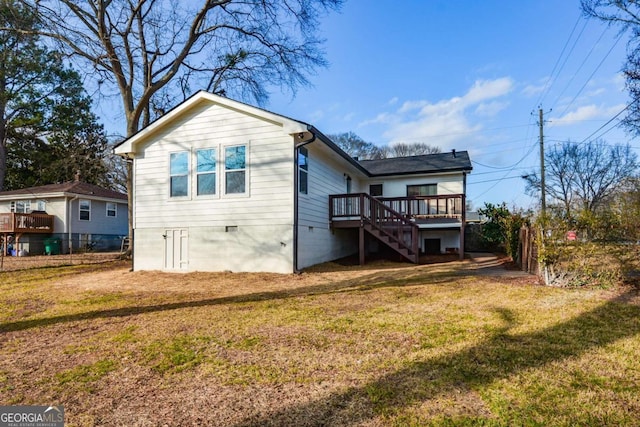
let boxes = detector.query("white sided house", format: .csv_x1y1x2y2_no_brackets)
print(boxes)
115,91,472,273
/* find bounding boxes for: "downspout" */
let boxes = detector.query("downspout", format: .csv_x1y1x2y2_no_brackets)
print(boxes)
68,195,79,259
293,130,316,274
126,156,135,272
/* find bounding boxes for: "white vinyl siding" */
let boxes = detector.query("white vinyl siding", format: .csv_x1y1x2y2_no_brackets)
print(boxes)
379,173,465,198
133,102,293,231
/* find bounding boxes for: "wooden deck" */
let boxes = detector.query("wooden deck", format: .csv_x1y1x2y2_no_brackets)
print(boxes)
0,213,55,234
329,193,466,263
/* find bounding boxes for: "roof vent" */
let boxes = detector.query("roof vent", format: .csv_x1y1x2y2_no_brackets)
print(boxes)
451,149,456,158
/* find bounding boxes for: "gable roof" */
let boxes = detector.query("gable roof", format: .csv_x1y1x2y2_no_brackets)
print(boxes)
359,151,472,176
114,90,309,156
0,181,127,201
114,91,471,178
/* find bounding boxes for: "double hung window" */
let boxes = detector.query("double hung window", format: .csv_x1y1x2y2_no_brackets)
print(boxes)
225,145,246,194
196,149,216,196
79,199,91,221
170,151,189,197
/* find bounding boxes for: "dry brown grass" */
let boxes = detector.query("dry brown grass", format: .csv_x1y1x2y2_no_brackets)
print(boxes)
0,256,638,426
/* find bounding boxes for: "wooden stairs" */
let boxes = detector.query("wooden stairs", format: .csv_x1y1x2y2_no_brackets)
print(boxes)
330,193,419,264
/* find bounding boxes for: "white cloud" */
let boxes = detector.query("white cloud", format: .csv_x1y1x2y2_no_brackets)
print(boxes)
551,103,626,126
475,101,510,117
359,77,514,149
522,78,551,98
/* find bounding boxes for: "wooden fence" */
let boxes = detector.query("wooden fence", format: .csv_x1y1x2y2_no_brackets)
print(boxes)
518,226,539,276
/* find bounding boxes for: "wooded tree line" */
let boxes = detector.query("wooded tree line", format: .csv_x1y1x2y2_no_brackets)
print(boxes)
0,0,114,191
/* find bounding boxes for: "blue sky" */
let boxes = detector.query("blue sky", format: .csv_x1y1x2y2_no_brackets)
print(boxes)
264,0,632,211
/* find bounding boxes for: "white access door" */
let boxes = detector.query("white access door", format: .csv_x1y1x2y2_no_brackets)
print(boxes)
164,229,189,270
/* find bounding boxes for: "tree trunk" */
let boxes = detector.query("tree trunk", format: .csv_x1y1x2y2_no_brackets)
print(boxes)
0,115,6,192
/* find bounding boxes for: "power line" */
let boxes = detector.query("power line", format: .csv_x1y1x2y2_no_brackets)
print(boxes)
468,175,523,185
549,25,609,111
578,99,638,144
538,15,587,107
555,32,624,117
470,142,538,199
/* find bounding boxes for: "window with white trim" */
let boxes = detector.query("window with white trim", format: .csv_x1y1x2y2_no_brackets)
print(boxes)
407,184,437,197
196,148,216,196
79,199,91,221
170,151,189,197
298,147,308,194
225,145,246,194
106,202,117,217
10,200,31,213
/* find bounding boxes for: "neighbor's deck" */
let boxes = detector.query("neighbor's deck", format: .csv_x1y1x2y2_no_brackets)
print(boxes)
0,213,55,234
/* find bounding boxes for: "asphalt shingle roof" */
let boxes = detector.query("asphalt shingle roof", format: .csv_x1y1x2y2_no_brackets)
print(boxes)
359,150,472,176
0,181,127,200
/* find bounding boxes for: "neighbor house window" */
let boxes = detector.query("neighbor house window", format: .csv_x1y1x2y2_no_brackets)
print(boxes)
170,151,189,197
298,146,308,194
79,199,91,221
10,200,31,213
36,200,46,212
225,145,246,194
106,202,117,217
369,184,383,197
196,148,216,196
407,184,437,197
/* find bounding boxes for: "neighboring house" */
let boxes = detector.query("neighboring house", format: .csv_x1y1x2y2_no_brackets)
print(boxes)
0,181,128,255
114,91,472,274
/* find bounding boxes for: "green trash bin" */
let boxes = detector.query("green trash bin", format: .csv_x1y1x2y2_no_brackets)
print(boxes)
44,238,61,255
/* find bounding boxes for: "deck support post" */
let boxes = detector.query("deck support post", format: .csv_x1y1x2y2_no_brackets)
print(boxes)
359,223,365,265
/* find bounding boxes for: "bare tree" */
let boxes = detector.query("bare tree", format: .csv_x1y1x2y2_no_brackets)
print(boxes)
581,1,640,135
11,0,342,250
382,142,441,158
328,132,385,160
524,139,639,220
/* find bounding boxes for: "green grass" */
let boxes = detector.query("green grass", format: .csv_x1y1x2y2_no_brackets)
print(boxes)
0,260,638,426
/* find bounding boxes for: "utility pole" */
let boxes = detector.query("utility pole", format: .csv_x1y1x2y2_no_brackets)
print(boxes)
539,108,546,214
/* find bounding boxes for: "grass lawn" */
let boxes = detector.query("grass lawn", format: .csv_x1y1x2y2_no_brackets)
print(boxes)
0,257,639,426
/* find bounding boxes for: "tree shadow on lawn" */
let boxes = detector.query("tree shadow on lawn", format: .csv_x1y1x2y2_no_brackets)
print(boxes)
0,266,468,333
230,291,640,426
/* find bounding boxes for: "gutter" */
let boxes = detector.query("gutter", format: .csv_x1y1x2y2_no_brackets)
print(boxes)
293,129,316,274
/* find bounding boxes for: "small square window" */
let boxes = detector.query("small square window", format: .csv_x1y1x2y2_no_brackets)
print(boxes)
369,184,383,197
106,202,117,217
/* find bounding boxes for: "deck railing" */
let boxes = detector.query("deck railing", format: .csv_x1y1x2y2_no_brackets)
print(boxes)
0,213,54,233
378,194,464,220
329,193,419,259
